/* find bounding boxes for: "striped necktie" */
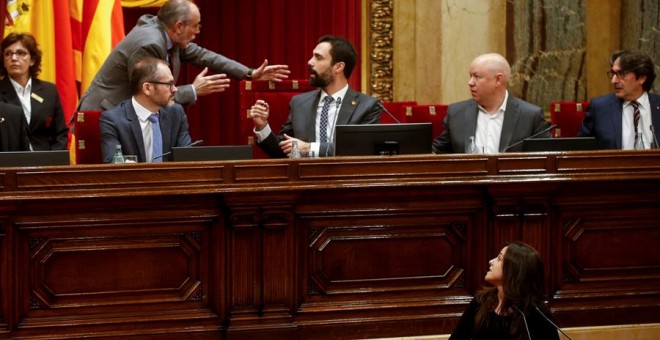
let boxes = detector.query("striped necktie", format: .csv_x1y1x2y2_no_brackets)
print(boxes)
631,101,641,146
319,96,333,143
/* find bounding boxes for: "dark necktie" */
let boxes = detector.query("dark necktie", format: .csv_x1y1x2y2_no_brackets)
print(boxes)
631,101,641,145
319,96,333,143
148,114,163,162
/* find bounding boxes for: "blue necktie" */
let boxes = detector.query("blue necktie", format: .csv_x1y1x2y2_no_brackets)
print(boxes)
148,114,162,162
319,96,333,143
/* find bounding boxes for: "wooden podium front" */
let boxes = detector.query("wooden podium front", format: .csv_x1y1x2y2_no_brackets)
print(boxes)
0,150,659,339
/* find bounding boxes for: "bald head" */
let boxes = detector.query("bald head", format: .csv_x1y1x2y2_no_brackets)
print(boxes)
471,53,511,82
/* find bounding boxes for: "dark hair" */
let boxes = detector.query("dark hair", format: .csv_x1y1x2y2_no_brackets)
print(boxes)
475,241,546,339
0,32,42,77
157,0,195,28
130,57,167,95
610,49,656,92
317,35,357,79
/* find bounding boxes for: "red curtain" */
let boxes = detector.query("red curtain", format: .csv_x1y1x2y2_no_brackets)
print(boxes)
123,0,361,146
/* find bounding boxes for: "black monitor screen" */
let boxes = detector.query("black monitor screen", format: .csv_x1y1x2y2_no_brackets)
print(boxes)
522,137,597,152
171,145,253,161
0,150,70,167
334,123,433,156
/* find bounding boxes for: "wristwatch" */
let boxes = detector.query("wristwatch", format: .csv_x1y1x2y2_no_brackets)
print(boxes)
246,68,254,79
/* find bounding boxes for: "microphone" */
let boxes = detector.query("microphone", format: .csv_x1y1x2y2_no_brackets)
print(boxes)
153,139,204,161
376,101,401,124
534,305,573,340
513,305,532,340
503,124,558,152
650,125,659,148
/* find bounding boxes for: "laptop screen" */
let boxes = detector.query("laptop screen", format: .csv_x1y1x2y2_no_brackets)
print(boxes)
522,137,597,152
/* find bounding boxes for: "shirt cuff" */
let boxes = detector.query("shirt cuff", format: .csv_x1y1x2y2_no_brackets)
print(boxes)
309,142,320,158
253,124,272,143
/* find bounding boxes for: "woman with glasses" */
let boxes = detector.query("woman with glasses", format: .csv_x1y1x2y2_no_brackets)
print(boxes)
0,32,68,150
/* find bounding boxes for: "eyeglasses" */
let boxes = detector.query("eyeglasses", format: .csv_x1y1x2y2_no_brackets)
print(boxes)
147,80,176,90
607,70,628,79
3,50,29,59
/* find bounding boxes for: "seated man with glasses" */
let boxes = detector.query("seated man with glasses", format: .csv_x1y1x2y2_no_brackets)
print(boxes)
579,49,660,149
100,57,191,163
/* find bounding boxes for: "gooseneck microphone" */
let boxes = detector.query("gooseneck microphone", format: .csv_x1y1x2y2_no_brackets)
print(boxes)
534,305,573,340
153,139,204,161
650,125,659,148
503,124,558,152
513,306,532,340
376,101,402,124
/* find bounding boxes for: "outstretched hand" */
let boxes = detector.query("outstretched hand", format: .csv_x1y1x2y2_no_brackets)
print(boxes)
193,67,231,96
251,59,290,82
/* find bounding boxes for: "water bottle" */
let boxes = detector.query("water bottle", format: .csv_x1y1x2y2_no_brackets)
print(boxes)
290,140,301,158
112,144,125,164
634,132,645,150
466,136,480,154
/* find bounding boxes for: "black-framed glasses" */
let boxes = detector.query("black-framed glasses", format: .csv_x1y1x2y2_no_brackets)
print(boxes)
607,70,628,79
3,50,29,59
147,80,176,90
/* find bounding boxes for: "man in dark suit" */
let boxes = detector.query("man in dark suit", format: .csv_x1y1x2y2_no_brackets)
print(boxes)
579,50,659,149
249,35,381,158
100,57,191,163
0,101,30,151
80,0,290,111
432,53,549,153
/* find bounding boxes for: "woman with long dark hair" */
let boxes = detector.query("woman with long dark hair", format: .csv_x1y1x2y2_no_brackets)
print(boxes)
450,241,561,340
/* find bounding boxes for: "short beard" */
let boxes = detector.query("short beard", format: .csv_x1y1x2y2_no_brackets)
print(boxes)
309,70,330,88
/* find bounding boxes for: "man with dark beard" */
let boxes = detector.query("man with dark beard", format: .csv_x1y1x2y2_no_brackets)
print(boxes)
249,35,380,158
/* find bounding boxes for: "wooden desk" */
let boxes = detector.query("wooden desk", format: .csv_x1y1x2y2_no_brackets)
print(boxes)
1,150,659,339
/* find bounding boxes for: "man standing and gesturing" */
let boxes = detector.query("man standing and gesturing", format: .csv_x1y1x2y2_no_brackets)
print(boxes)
80,0,290,111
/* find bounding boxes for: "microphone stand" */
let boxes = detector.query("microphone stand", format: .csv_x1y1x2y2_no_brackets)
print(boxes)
153,139,204,161
503,124,558,152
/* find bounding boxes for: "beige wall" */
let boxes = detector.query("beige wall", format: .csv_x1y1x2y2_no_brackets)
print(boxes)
393,0,506,105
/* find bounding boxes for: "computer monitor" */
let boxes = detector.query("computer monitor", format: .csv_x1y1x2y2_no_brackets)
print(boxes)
0,150,70,167
522,137,597,152
171,145,253,161
334,123,433,156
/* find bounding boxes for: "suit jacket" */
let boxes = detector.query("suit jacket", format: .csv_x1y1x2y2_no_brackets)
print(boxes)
258,87,381,158
0,101,30,151
79,14,249,111
578,93,660,149
0,77,68,150
100,100,192,163
432,95,549,153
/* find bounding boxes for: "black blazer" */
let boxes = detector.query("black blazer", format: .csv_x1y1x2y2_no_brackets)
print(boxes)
0,101,30,151
0,76,69,150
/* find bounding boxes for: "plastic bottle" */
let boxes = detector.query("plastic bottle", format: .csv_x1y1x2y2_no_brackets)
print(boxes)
112,144,125,164
466,136,480,154
634,132,645,150
290,140,301,158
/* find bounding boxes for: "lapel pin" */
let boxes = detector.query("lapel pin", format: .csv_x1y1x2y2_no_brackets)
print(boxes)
351,100,357,106
0,117,4,123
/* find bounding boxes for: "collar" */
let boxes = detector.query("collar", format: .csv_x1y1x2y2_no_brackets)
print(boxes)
624,92,650,110
320,84,349,104
478,90,509,115
132,97,157,122
9,76,31,94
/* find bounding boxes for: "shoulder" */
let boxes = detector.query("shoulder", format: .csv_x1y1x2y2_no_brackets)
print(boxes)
509,96,542,113
161,103,186,117
589,93,618,106
0,101,22,114
31,79,58,93
291,89,320,103
348,88,377,106
447,99,476,114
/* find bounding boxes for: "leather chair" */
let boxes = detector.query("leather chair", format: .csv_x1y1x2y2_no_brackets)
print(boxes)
550,101,589,137
71,111,103,164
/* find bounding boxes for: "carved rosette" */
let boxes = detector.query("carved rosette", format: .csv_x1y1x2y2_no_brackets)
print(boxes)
369,0,393,101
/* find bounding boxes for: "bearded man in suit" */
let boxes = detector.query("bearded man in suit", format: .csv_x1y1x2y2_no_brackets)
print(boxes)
249,35,381,158
432,53,549,153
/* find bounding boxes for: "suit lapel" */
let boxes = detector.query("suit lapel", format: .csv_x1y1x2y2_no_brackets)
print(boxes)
306,90,321,141
336,88,358,125
0,77,22,108
158,108,172,153
29,79,45,130
609,94,624,149
126,104,147,161
464,101,479,146
499,96,520,151
649,94,660,147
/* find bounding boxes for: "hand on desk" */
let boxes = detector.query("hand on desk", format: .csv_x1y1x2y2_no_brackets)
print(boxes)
280,134,309,157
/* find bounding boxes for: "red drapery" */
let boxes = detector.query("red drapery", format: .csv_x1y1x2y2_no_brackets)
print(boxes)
124,0,361,146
